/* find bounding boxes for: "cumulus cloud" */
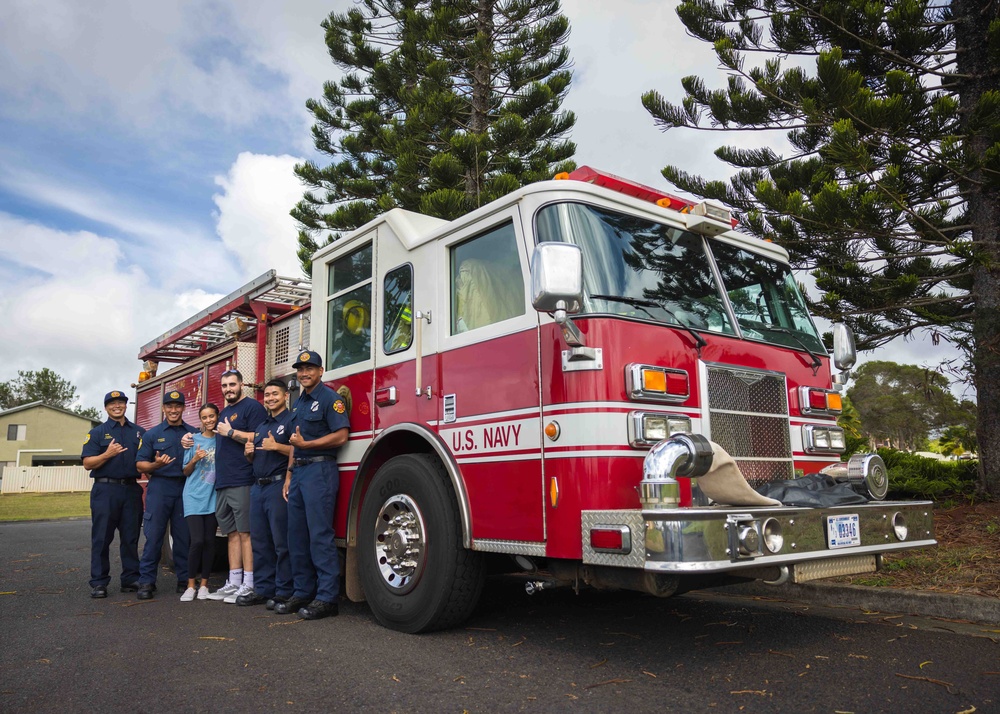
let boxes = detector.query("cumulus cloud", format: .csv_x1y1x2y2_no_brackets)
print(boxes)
0,213,222,413
213,152,306,278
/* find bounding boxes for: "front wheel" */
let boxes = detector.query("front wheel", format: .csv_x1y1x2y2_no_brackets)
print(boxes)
358,454,485,633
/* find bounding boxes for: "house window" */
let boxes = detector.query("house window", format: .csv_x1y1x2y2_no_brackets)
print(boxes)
7,424,26,441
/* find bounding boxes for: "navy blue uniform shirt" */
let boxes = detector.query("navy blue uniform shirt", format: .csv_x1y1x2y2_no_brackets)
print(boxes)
251,409,294,480
136,420,197,479
290,384,350,457
216,397,268,489
82,417,145,480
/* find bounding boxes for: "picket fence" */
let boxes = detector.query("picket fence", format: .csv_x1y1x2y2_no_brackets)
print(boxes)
1,465,91,494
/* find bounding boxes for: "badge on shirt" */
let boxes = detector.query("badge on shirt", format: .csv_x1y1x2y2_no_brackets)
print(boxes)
83,433,90,444
310,401,319,412
276,425,285,435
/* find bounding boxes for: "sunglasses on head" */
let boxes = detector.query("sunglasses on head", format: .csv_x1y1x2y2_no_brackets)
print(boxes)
221,369,242,379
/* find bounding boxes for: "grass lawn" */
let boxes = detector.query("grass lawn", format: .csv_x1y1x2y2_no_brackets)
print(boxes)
0,492,90,521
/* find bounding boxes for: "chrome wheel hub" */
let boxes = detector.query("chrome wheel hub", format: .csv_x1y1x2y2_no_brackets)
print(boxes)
373,494,426,593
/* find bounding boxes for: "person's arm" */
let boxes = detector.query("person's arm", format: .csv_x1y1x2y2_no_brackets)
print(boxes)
137,451,175,473
289,426,349,451
244,438,255,463
216,417,255,445
182,446,204,477
260,430,292,455
282,445,295,501
82,438,128,471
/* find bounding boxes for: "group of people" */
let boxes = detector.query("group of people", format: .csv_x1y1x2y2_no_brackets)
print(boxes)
83,350,350,621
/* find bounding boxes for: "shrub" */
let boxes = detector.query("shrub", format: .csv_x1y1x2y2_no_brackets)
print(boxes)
877,448,979,500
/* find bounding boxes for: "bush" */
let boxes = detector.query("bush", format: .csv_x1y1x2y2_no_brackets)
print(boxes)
877,448,979,500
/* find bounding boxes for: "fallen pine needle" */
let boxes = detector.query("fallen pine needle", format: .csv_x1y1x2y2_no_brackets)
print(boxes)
768,650,794,658
919,661,933,669
267,618,303,627
391,675,400,682
75,612,103,617
642,671,657,678
894,673,955,693
607,631,641,639
465,627,496,631
198,636,234,641
716,641,743,645
730,690,766,696
0,591,16,595
848,654,869,660
981,671,1000,676
956,706,976,714
584,678,632,690
590,659,607,669
120,600,155,607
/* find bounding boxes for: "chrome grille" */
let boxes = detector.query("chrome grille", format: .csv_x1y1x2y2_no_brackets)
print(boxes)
704,364,793,488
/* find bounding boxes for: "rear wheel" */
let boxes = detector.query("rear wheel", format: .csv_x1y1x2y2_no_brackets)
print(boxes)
358,454,485,633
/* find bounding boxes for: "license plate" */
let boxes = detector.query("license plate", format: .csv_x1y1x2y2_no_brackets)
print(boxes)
826,514,861,549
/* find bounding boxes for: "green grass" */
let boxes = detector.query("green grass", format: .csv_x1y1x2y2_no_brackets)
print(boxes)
0,492,90,521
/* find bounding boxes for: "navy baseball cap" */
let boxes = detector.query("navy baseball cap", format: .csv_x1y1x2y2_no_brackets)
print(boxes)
293,350,323,369
104,390,128,405
163,390,186,405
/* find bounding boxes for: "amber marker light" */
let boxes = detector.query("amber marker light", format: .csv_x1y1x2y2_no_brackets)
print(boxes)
826,392,843,412
554,171,570,180
642,368,667,394
549,477,560,508
544,421,561,441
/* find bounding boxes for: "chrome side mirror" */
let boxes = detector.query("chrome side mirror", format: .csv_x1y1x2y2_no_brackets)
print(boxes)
530,242,582,317
832,323,857,371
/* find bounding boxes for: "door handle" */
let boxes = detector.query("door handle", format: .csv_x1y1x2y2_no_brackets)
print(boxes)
375,386,397,406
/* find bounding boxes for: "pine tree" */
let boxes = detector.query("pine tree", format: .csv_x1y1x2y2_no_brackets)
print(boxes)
292,0,576,273
641,0,1000,495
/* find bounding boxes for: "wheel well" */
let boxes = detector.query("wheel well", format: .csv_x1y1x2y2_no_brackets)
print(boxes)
346,424,472,549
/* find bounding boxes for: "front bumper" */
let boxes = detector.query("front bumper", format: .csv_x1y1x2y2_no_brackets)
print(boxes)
581,502,935,579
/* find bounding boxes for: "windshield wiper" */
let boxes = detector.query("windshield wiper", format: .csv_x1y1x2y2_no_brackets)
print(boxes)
739,320,822,370
591,293,708,351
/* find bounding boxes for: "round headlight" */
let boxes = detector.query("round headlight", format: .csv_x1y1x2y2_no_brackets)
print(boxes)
892,512,908,541
762,518,784,553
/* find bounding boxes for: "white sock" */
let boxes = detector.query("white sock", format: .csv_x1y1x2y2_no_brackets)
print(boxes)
244,571,254,589
229,568,243,586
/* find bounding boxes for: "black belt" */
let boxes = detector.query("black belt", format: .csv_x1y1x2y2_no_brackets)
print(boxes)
293,455,337,467
255,474,284,486
93,478,137,485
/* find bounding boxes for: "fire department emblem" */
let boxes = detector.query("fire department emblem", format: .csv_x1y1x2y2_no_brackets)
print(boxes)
83,434,90,444
170,391,180,399
300,352,310,362
111,391,121,398
333,401,345,414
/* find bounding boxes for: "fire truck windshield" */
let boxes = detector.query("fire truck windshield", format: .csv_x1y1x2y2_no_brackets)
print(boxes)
535,202,825,356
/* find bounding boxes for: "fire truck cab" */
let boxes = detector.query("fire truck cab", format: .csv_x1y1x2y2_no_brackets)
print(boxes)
310,167,935,633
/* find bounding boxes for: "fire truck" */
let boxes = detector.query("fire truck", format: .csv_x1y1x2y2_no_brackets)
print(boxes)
136,167,935,633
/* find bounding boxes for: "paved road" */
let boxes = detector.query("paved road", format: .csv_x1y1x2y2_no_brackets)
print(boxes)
2,520,997,713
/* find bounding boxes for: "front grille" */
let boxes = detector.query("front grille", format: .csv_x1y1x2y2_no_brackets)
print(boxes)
704,364,794,488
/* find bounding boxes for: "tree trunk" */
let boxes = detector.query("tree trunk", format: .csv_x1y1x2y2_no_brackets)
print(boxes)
465,0,493,204
955,0,1000,497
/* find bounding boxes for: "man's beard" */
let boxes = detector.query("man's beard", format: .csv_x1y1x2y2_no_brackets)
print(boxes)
225,391,240,404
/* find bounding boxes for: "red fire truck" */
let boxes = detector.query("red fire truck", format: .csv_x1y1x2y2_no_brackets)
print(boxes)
136,167,934,633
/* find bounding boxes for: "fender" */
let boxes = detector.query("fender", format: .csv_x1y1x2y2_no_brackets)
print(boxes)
346,422,473,549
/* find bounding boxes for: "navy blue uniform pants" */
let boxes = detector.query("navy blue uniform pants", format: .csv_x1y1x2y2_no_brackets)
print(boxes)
287,461,340,602
250,480,292,598
89,480,142,588
139,476,189,584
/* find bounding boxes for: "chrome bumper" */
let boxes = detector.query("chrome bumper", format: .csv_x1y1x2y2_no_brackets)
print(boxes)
581,502,935,576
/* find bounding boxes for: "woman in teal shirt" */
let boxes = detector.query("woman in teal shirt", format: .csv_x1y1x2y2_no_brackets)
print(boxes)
180,404,219,602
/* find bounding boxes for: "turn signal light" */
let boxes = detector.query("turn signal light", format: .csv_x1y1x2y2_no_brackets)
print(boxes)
628,364,690,403
590,526,631,554
799,387,843,415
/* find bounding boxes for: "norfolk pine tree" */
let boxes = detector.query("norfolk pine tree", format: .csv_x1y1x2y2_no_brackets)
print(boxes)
292,0,576,273
641,1,1000,496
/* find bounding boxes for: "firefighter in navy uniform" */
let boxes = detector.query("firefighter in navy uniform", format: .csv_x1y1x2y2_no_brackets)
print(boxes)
134,390,198,599
82,390,145,598
275,351,349,620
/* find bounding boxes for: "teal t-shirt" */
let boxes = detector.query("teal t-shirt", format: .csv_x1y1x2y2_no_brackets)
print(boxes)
182,433,218,516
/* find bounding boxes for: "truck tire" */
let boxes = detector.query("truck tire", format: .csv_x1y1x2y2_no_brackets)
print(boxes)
358,454,485,633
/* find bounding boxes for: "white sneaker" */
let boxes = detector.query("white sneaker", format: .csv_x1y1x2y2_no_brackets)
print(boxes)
197,586,210,600
179,587,196,602
224,582,254,604
207,582,240,601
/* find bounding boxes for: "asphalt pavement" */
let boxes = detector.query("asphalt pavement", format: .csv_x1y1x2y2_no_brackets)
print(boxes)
2,519,998,713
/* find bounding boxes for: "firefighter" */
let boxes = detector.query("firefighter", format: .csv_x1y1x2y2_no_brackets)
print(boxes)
82,390,145,598
238,379,294,608
274,350,349,620
134,390,198,599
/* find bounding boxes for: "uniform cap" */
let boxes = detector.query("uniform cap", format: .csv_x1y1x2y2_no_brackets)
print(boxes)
292,350,323,369
163,390,186,405
104,390,128,405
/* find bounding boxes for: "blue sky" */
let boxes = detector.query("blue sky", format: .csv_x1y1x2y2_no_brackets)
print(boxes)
0,0,966,415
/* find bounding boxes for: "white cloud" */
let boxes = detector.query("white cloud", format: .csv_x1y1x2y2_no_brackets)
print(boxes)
213,152,306,278
0,213,222,413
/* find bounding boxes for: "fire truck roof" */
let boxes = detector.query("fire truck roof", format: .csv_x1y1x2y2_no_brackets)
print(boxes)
137,269,311,363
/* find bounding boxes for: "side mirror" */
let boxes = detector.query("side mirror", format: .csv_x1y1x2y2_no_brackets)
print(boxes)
832,323,857,371
530,242,583,315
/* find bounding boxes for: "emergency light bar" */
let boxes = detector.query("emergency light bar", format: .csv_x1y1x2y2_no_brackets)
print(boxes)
556,166,738,229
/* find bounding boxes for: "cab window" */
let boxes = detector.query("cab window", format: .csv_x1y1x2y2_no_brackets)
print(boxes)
450,222,525,334
326,244,373,369
383,264,413,354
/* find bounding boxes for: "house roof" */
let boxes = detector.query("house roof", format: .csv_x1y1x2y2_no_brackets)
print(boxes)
0,401,101,425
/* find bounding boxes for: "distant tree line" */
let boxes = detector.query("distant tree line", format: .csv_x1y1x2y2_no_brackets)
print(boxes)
0,368,101,421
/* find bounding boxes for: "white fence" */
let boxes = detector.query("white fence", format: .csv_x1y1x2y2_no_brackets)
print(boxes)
1,465,91,494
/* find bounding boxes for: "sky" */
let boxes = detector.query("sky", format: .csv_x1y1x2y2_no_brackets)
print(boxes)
0,0,967,417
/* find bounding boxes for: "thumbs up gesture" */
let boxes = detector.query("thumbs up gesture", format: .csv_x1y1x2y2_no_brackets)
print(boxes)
289,425,305,448
244,440,255,457
261,431,277,451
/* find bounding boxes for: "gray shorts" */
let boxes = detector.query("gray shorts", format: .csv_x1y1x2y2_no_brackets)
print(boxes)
215,485,251,534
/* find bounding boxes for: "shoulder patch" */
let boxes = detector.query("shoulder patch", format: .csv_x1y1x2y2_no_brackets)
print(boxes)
333,401,345,414
83,433,90,444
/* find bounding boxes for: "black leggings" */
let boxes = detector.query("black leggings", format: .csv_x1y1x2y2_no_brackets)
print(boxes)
185,513,217,581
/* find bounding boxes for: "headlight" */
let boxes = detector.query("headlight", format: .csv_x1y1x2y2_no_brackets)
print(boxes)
629,412,692,447
803,424,846,454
